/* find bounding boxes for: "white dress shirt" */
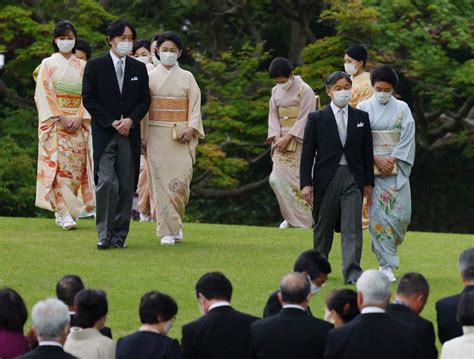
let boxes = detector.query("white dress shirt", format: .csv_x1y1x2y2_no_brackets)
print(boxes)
209,301,231,311
361,306,386,314
282,304,306,311
39,340,63,348
109,50,127,71
330,101,349,165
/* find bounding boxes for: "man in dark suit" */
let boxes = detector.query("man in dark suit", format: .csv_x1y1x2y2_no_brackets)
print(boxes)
436,247,474,343
300,71,374,284
82,19,150,249
252,272,333,359
324,269,418,359
263,250,331,317
18,299,75,359
387,272,437,359
181,272,259,359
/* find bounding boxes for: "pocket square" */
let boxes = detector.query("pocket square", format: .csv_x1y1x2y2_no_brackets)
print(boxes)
357,122,364,127
131,76,138,81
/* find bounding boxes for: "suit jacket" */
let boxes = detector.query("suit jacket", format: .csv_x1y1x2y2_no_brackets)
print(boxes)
116,331,180,359
263,290,313,318
324,312,418,359
436,285,474,343
300,105,374,221
387,303,437,359
252,307,333,359
17,345,76,359
181,306,259,359
82,53,151,189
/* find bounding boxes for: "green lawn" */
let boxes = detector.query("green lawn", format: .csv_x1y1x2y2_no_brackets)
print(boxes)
0,217,472,346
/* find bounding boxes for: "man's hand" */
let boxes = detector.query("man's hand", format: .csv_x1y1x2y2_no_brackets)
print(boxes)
302,186,314,206
113,118,133,137
364,185,373,207
274,134,293,153
374,156,395,176
178,127,195,143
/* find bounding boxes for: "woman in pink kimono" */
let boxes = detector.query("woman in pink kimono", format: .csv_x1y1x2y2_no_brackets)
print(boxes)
267,57,315,229
34,20,94,230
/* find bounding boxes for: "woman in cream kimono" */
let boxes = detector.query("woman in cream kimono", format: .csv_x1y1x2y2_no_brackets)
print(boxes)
344,43,374,230
34,20,94,230
358,65,415,282
267,57,315,229
144,32,204,245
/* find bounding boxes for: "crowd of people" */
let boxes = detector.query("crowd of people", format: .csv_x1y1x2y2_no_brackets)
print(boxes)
0,247,473,358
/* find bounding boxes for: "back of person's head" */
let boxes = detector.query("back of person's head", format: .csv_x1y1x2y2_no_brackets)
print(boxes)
459,247,474,282
56,274,85,307
397,272,429,298
326,289,359,323
140,291,178,324
195,272,232,301
74,289,108,328
370,65,399,87
279,272,311,305
268,57,293,79
32,298,70,341
457,291,474,326
0,288,28,332
357,269,390,308
294,250,332,280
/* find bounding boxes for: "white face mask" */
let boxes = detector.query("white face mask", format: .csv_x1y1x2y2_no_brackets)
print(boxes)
332,89,352,107
344,63,357,76
277,78,293,91
56,39,75,53
162,320,173,335
115,41,133,56
136,56,150,65
307,275,321,295
324,308,336,324
374,91,392,105
160,51,178,66
151,55,160,66
198,301,205,315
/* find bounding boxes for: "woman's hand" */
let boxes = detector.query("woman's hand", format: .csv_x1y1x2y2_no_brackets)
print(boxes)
178,127,195,143
273,134,293,153
374,156,396,176
60,116,82,133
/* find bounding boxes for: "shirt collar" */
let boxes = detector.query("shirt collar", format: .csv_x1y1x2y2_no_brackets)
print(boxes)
39,341,63,348
209,301,231,311
282,304,306,311
361,306,386,314
330,101,348,116
463,326,474,334
109,50,126,67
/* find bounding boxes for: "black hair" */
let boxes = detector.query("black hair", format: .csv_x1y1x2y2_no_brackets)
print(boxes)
326,71,352,88
156,32,184,51
133,39,151,55
345,43,368,66
74,289,108,328
0,288,28,332
268,57,293,78
139,291,178,324
106,19,137,44
52,20,77,53
326,289,359,323
74,38,91,60
294,250,332,280
56,274,85,307
457,291,474,326
280,274,311,304
195,272,232,301
371,65,399,87
396,272,429,297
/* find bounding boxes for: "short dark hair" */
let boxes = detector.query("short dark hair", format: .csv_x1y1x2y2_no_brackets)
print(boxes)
371,65,399,87
326,289,359,323
195,272,232,301
0,288,28,332
52,20,77,53
106,19,137,43
268,57,293,78
280,272,310,304
139,291,178,324
457,291,474,326
133,39,151,55
326,71,352,88
74,289,108,328
345,43,368,66
156,32,184,51
74,38,91,60
397,272,429,297
56,275,85,307
459,247,474,280
294,250,332,280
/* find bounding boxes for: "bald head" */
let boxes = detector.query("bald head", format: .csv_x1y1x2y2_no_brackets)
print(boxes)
279,272,311,305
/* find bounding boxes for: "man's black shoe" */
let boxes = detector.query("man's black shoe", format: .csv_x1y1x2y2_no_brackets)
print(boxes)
97,239,110,250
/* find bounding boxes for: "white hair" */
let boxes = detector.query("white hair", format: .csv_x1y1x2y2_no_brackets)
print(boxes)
357,269,390,306
32,298,70,340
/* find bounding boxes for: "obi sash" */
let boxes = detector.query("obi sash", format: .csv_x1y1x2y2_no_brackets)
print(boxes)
150,96,188,122
54,82,82,112
278,106,299,127
372,129,400,175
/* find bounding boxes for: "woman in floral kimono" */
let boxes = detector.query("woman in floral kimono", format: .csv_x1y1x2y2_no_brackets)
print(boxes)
34,20,94,230
358,65,415,282
144,32,204,245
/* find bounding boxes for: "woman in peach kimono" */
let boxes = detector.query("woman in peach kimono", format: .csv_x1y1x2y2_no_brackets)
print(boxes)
144,32,204,245
267,57,315,229
34,20,94,230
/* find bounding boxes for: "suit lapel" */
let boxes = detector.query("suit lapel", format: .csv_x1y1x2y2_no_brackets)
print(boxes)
323,106,343,148
105,53,121,98
121,57,134,98
346,106,357,147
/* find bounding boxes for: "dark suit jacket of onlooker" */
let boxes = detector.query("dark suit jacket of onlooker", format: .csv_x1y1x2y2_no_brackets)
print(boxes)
387,303,437,359
181,305,259,359
263,290,314,318
252,307,333,359
436,285,474,343
324,312,418,359
16,345,76,359
116,331,180,359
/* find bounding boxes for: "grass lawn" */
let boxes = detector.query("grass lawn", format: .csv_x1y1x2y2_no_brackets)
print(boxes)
0,216,472,347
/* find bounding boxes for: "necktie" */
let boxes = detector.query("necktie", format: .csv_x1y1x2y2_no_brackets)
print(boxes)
336,108,347,146
116,59,124,93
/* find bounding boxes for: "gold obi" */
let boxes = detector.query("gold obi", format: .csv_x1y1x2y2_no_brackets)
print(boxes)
56,93,82,110
372,130,401,176
150,96,188,122
278,106,299,127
